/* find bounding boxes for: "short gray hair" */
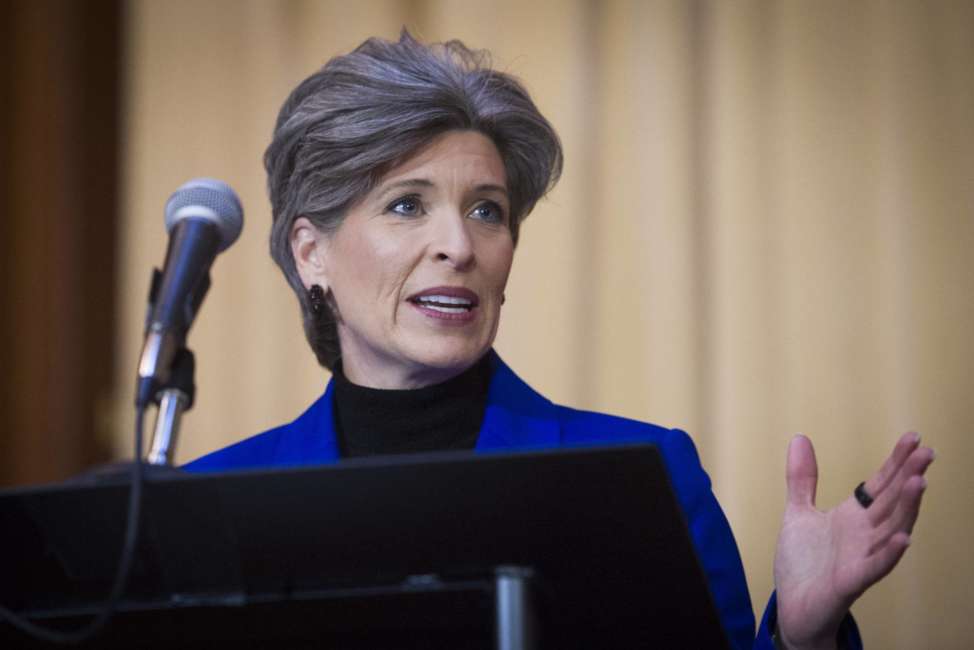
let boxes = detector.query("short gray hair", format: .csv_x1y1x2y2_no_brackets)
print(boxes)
264,30,563,369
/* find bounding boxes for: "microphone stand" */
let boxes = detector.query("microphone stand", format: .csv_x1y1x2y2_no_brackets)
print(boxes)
138,261,203,466
2,181,241,645
146,347,196,466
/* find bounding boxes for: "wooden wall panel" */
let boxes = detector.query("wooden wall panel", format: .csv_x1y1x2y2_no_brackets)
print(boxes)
0,0,120,486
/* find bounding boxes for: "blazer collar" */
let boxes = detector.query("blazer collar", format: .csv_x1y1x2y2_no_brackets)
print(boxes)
283,379,341,464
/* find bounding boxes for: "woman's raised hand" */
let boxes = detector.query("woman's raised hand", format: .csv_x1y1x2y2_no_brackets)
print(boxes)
773,432,934,650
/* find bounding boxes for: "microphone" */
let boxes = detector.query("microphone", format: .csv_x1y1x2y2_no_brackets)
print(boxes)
136,178,243,408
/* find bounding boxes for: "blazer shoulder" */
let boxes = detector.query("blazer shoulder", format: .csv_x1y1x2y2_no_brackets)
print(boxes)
553,405,710,490
182,424,288,473
182,385,337,473
555,404,687,447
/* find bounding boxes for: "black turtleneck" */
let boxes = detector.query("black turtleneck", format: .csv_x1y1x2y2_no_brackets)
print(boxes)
332,354,492,458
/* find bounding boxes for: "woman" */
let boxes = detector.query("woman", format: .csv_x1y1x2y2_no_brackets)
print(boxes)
186,31,933,650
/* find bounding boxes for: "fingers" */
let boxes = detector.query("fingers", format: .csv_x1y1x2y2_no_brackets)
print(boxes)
863,431,920,499
861,531,912,589
786,434,818,508
868,445,935,525
868,474,928,555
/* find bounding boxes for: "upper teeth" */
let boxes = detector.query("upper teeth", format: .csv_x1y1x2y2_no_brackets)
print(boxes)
417,295,473,306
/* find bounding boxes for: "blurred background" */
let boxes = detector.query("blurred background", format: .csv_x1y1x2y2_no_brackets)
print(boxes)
2,0,971,647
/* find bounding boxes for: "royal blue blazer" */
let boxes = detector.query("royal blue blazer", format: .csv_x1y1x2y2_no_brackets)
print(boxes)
185,351,861,650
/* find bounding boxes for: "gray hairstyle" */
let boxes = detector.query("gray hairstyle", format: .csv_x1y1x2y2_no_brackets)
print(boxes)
264,30,563,370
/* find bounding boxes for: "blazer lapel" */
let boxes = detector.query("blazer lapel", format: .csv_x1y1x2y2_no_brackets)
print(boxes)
274,380,342,464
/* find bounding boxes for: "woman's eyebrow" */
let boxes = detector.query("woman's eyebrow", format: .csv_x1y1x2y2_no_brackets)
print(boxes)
375,178,434,201
375,179,509,202
473,183,508,197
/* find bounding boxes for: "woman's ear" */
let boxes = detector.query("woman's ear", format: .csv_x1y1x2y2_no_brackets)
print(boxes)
291,217,328,291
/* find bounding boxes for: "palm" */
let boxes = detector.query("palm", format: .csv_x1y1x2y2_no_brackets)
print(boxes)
772,433,933,650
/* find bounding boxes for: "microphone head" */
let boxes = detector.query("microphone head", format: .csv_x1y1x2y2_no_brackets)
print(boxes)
164,178,244,251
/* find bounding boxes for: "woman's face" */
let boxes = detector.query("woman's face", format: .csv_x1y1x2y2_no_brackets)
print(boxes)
293,130,514,389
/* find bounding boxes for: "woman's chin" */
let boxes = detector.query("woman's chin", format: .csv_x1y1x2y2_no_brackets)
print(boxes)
402,342,490,381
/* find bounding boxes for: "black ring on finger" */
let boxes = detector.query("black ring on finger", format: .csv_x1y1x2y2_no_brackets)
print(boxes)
854,481,874,509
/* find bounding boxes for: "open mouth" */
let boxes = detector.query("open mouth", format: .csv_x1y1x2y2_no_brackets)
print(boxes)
409,294,476,314
407,287,480,319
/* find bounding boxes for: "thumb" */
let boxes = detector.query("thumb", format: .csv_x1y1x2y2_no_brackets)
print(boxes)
786,434,818,508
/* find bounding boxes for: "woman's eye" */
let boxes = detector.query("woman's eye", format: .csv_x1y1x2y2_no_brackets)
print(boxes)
387,196,423,216
470,201,505,224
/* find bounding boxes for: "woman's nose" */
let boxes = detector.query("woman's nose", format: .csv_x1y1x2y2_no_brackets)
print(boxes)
430,213,475,269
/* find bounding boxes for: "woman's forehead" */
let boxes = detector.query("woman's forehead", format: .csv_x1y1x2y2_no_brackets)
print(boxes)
377,131,507,192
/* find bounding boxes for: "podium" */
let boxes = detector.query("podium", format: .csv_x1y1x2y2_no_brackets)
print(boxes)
0,445,731,649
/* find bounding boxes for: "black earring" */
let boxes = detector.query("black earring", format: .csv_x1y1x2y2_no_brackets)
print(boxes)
309,284,326,316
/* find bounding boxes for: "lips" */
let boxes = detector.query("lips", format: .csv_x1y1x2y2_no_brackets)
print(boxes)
407,286,480,317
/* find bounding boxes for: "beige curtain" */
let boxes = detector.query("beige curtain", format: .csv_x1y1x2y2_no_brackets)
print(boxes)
116,1,974,646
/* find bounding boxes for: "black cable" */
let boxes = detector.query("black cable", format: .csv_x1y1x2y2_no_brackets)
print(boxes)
0,406,147,645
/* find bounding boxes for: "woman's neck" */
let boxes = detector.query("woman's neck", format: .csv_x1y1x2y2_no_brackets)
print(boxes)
332,352,493,457
339,353,481,389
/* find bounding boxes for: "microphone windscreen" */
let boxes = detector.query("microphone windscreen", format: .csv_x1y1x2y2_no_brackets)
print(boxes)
164,178,244,251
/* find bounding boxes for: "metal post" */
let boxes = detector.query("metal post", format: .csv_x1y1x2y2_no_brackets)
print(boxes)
146,388,188,466
494,565,537,650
